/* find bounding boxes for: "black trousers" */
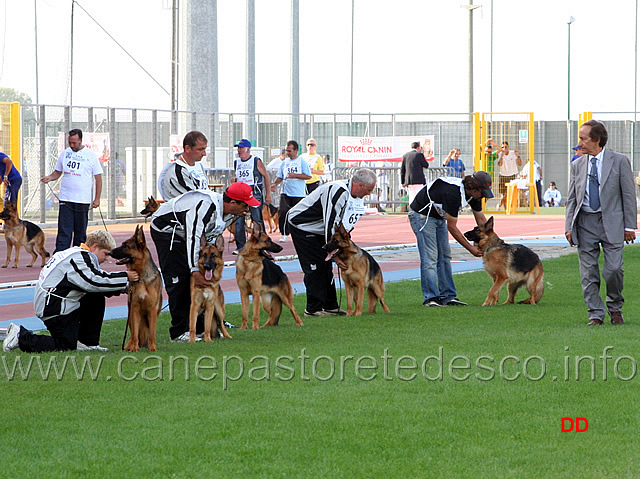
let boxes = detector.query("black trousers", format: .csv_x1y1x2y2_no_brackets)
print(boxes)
306,181,320,194
55,202,90,253
289,225,338,314
18,293,106,353
278,195,304,235
150,228,204,339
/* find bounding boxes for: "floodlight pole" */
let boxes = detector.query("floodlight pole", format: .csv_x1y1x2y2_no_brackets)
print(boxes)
567,16,575,120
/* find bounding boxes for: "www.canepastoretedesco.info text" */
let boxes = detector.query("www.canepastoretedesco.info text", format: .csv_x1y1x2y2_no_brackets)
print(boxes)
1,347,637,389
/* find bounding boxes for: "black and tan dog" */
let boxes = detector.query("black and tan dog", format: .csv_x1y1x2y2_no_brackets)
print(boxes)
108,225,162,351
324,223,390,316
0,202,50,268
235,222,304,329
262,203,279,234
464,216,544,306
189,234,231,341
139,196,160,218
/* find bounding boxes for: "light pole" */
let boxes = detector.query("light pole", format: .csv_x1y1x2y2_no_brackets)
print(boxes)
567,16,575,120
461,2,481,116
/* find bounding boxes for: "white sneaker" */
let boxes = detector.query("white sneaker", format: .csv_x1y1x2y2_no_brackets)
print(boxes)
2,323,20,352
232,249,239,255
171,332,202,342
77,341,109,352
279,235,288,243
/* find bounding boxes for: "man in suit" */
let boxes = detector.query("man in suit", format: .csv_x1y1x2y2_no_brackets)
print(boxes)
401,141,430,204
565,120,637,325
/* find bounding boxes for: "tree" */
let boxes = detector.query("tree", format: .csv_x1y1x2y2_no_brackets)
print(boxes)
0,88,33,103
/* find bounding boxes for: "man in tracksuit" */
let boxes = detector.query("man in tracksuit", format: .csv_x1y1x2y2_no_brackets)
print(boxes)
149,183,259,342
3,230,138,353
287,168,377,317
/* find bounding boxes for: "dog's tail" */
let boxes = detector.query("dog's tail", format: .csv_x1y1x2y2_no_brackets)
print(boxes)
526,263,545,305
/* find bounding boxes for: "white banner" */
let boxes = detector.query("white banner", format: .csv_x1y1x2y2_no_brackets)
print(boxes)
338,135,435,162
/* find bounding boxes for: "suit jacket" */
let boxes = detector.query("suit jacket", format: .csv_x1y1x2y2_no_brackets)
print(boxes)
401,150,429,185
565,148,637,245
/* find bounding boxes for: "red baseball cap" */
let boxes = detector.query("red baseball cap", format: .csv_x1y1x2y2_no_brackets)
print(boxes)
226,182,261,207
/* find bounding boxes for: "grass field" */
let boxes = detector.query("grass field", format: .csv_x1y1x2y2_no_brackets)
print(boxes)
2,246,640,478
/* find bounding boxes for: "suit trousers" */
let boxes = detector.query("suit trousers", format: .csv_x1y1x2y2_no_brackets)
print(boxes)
576,211,625,321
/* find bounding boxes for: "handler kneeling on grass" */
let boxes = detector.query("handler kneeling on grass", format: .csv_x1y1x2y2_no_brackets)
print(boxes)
2,230,138,353
408,171,493,307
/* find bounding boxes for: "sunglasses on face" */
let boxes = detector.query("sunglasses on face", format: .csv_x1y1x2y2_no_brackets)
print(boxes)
307,144,316,147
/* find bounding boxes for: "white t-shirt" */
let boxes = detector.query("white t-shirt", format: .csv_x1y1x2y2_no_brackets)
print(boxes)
499,151,520,177
55,146,103,203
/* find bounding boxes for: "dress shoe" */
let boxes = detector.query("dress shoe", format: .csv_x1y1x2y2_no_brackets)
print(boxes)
610,311,625,325
587,319,604,326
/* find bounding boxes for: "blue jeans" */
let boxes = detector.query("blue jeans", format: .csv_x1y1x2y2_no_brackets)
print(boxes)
408,210,457,303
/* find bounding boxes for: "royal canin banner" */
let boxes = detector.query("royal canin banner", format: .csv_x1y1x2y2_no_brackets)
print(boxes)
338,135,435,163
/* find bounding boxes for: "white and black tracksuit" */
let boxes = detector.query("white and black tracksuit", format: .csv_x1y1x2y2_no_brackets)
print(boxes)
150,190,233,339
157,154,209,201
287,180,351,314
18,247,128,352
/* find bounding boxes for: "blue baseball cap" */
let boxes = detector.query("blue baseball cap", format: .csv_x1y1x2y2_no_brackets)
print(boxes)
234,139,251,148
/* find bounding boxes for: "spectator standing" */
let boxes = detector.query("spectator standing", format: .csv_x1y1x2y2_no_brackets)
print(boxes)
41,129,103,253
401,141,430,204
520,159,543,206
488,139,522,209
543,181,562,207
571,144,583,162
2,230,137,353
270,140,311,242
287,168,377,317
231,138,271,253
301,138,325,193
443,149,466,178
484,143,498,177
408,172,493,307
150,184,258,341
157,130,209,201
267,149,286,173
322,155,333,183
565,120,637,326
0,151,22,205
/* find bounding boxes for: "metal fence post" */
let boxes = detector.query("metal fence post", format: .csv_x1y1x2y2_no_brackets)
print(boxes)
109,108,116,219
39,105,46,223
131,109,138,218
152,109,158,198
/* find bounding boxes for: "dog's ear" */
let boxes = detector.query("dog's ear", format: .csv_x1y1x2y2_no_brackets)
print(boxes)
200,234,209,249
485,216,494,231
135,225,146,245
251,221,261,237
215,234,225,251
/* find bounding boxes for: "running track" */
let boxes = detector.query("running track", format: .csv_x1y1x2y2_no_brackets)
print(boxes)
0,213,569,330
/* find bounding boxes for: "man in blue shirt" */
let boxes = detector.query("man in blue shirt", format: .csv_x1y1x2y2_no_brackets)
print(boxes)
443,149,466,178
270,140,311,242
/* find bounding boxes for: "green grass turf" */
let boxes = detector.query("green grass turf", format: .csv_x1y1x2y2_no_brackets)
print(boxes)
2,246,640,478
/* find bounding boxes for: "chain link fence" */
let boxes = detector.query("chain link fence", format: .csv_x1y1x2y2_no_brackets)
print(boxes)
14,105,640,222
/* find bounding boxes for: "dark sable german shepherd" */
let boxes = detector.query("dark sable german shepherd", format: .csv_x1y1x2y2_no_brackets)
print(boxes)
236,222,303,329
0,202,50,268
108,225,162,351
324,223,390,316
464,216,544,306
189,234,231,341
139,196,160,218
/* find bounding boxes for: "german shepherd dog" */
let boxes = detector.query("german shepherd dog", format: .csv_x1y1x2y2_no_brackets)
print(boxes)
324,223,390,316
262,203,279,233
140,196,160,218
108,225,162,351
464,216,544,306
0,202,50,268
236,222,304,329
189,234,231,342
